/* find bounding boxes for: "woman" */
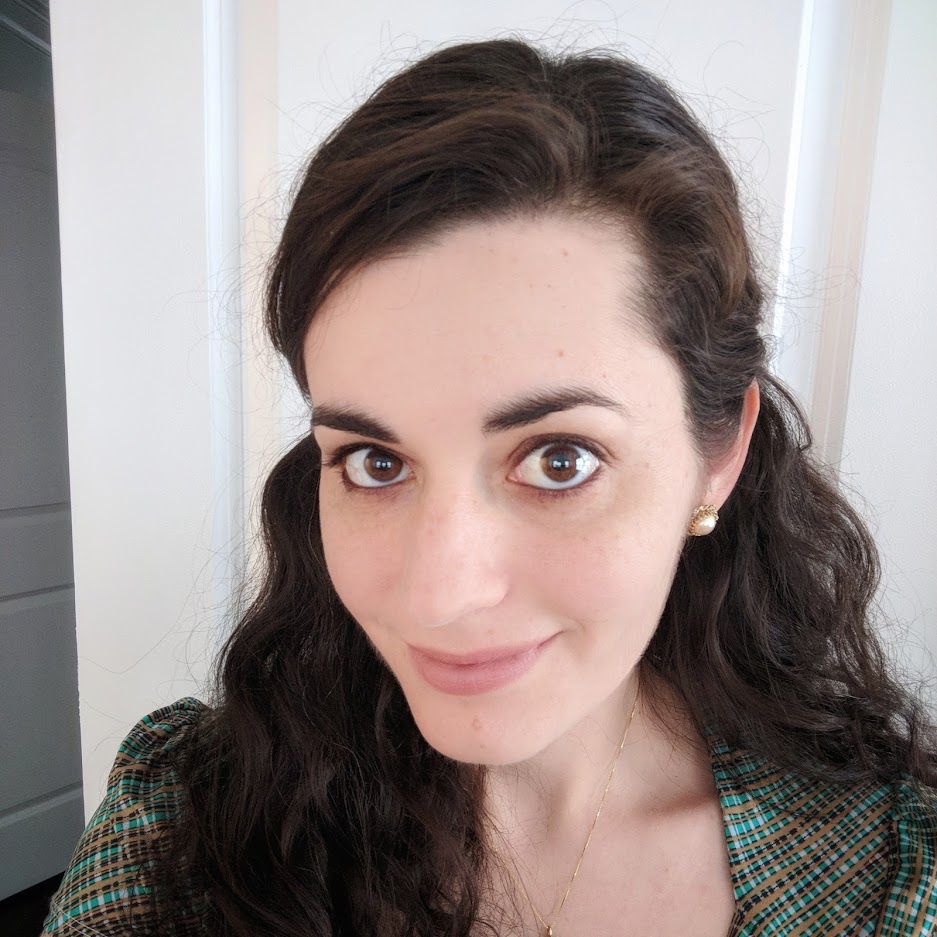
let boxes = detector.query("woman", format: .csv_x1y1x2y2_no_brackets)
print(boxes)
44,37,937,936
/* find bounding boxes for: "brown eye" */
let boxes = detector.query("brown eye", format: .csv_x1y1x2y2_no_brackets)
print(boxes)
364,452,399,482
541,445,581,483
513,441,601,491
344,448,410,488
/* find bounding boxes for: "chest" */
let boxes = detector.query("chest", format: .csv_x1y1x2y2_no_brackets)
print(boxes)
493,794,738,937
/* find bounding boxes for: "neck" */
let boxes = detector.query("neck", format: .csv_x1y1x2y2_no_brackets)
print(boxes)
482,671,707,850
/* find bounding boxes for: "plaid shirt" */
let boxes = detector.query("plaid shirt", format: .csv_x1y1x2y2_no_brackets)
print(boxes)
43,698,937,935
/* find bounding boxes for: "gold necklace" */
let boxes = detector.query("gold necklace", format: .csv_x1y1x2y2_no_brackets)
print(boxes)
503,681,640,937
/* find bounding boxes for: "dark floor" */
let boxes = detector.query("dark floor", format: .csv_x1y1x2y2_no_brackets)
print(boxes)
0,873,63,937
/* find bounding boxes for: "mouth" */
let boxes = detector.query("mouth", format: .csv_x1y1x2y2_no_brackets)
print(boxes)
407,634,557,696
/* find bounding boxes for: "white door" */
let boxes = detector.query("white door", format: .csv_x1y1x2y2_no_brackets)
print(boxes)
0,11,83,898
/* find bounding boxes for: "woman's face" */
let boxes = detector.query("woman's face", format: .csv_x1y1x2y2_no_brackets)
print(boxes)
304,215,718,766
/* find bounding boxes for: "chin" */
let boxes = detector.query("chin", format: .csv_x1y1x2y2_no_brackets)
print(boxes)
406,695,551,767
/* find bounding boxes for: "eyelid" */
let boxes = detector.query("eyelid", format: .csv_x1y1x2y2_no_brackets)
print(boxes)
322,434,609,471
509,434,607,486
323,440,400,470
513,432,610,464
321,441,413,499
321,434,611,502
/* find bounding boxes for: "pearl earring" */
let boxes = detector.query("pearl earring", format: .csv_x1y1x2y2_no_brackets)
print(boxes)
688,504,719,536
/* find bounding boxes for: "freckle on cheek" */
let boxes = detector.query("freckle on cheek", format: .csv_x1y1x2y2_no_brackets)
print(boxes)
472,716,482,731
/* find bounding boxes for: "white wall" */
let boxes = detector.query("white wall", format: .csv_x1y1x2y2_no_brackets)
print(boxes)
276,0,803,297
48,0,935,815
839,0,937,706
51,0,288,816
51,1,229,816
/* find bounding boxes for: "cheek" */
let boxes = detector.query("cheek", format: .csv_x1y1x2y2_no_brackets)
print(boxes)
532,528,679,629
318,488,401,633
525,476,690,633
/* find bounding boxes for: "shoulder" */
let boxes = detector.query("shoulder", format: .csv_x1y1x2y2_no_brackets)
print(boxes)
42,698,209,937
707,729,937,936
877,776,937,935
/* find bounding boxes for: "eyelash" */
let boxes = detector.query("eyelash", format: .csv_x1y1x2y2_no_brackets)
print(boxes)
322,435,605,502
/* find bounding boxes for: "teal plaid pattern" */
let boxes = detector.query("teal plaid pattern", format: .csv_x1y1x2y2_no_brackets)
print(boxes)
43,699,937,935
42,699,208,936
706,730,937,934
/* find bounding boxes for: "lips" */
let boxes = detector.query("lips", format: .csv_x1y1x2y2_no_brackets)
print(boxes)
407,635,556,696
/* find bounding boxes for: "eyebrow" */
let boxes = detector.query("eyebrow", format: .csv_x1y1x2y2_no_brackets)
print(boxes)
310,386,629,444
310,405,399,443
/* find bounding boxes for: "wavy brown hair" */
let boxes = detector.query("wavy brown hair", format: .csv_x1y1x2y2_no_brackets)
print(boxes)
155,37,936,937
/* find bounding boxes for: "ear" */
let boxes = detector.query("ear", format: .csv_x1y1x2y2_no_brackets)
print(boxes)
703,380,761,509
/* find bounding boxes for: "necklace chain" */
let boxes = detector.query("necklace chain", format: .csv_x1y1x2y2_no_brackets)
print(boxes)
503,681,640,937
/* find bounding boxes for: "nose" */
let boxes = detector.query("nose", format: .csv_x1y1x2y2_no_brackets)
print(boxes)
397,480,510,630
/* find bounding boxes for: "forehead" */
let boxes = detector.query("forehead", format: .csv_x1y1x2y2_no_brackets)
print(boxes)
303,216,679,427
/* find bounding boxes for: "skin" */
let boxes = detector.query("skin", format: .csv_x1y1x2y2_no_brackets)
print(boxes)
304,214,759,933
